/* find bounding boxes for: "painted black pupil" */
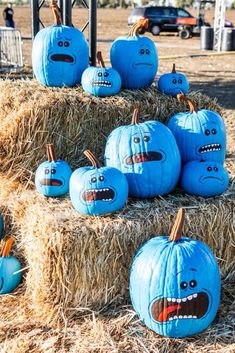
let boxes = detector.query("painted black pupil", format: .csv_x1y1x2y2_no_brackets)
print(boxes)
146,49,150,54
172,79,177,84
45,169,49,174
91,177,97,183
51,168,56,174
180,281,187,289
99,176,104,181
212,129,217,134
190,280,197,288
205,129,210,135
143,136,150,142
64,41,69,47
214,167,218,171
104,72,109,77
98,72,102,77
134,137,140,143
207,167,212,171
58,41,63,46
140,49,144,54
178,79,182,83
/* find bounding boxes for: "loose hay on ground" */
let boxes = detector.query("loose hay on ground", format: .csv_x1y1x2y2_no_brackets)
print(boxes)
0,79,222,185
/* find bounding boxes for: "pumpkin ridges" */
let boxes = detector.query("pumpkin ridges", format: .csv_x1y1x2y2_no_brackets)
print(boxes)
128,19,149,36
50,0,62,26
1,236,14,257
84,150,101,168
97,51,105,68
169,208,185,242
46,144,56,162
131,105,141,125
177,94,198,113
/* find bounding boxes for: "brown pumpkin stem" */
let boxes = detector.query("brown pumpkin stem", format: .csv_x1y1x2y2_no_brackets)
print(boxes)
169,208,185,242
84,150,101,168
50,0,62,26
46,144,56,162
1,236,14,257
128,19,149,36
172,63,176,73
97,51,105,68
131,105,141,125
177,93,198,113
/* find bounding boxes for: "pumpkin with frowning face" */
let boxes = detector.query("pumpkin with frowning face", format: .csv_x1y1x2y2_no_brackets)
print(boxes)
69,150,128,216
110,19,158,89
32,0,89,87
158,63,189,97
130,209,221,338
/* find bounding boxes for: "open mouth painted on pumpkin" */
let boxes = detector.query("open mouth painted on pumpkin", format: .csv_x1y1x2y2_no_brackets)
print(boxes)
40,178,63,187
125,151,162,165
50,54,74,63
151,292,209,323
199,144,221,154
92,81,112,87
83,188,115,202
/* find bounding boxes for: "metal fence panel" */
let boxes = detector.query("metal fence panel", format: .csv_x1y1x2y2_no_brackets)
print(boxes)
0,27,23,71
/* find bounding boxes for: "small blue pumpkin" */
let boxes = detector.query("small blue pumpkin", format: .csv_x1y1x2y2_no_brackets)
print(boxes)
32,1,89,87
130,208,221,338
35,144,72,197
110,19,158,89
181,160,229,197
158,63,189,96
167,94,226,165
69,150,128,216
82,51,121,97
105,107,181,198
0,237,22,295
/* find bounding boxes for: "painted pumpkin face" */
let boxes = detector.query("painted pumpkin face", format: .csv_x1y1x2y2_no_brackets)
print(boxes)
130,209,220,338
69,150,128,216
32,3,88,87
0,237,22,295
35,144,72,197
181,160,229,197
105,108,181,198
158,64,189,96
167,95,226,165
110,19,158,89
82,51,121,97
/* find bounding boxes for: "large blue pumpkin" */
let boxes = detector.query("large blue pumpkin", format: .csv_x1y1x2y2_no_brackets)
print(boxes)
104,107,181,198
167,94,226,165
158,63,189,96
70,150,128,216
0,237,22,295
110,19,158,89
35,144,72,197
130,209,221,338
181,160,229,197
82,51,121,97
32,1,89,87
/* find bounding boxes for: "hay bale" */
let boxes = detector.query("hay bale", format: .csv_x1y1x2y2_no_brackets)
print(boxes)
5,183,235,326
0,79,221,185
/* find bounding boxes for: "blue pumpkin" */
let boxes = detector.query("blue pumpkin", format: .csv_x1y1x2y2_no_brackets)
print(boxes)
158,63,189,96
82,51,121,97
130,208,221,338
35,144,72,197
32,1,89,87
70,150,128,216
110,19,158,89
104,107,181,198
167,94,226,165
0,237,22,295
181,160,229,197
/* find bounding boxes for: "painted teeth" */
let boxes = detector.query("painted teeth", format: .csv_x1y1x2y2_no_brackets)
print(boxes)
167,293,198,303
168,315,198,320
92,81,112,87
199,143,221,153
85,188,110,193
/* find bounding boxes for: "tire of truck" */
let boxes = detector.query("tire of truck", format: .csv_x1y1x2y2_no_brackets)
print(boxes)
151,25,160,36
179,28,191,39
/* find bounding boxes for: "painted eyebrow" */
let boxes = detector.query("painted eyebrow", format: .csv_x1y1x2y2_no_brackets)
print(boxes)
65,38,71,41
176,268,197,276
56,37,63,40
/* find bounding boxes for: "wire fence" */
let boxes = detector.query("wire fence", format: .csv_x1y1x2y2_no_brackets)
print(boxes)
0,27,23,71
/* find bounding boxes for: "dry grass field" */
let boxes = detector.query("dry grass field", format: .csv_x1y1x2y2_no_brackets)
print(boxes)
0,5,234,353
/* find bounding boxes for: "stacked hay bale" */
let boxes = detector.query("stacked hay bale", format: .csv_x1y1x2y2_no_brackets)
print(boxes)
0,79,234,329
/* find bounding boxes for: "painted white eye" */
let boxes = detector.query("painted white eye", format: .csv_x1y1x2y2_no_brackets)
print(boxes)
91,177,97,183
58,41,63,47
64,41,70,47
143,135,150,142
98,72,102,77
99,176,104,181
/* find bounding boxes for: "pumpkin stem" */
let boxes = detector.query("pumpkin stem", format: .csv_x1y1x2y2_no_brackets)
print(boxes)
131,105,141,125
128,18,149,36
84,150,101,168
169,208,185,242
50,0,62,26
1,236,14,257
172,63,176,73
177,93,198,113
46,144,56,162
97,51,105,68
